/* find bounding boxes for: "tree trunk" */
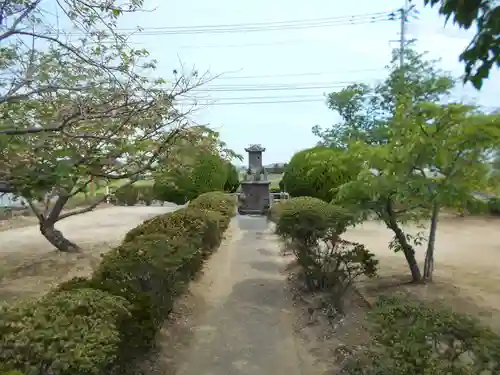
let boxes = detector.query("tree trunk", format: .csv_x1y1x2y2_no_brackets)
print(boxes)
384,199,422,282
423,202,439,281
40,221,81,252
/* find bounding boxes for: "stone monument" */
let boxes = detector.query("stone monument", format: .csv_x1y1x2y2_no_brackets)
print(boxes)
238,144,271,215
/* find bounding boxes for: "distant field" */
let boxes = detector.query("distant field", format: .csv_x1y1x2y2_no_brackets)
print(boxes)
238,172,283,189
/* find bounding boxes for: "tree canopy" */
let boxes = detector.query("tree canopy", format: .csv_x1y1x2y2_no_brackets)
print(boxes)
314,46,500,282
424,0,499,89
0,0,210,251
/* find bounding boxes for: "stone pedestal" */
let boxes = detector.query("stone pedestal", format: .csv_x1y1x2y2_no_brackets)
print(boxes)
238,181,271,215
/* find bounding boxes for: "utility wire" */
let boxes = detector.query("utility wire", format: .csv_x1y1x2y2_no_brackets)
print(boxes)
56,11,398,36
180,98,327,105
192,82,378,92
58,10,397,32
126,10,394,30
202,68,387,80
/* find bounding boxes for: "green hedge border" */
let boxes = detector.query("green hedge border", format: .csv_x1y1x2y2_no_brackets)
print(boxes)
0,191,236,375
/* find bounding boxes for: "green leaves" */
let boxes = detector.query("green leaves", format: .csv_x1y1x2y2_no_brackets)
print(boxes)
343,295,500,374
282,146,361,202
424,0,499,89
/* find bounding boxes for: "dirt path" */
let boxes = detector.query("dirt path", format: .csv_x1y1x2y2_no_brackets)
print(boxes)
150,216,318,375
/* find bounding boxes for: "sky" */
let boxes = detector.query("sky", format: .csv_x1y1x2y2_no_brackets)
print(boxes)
64,0,500,164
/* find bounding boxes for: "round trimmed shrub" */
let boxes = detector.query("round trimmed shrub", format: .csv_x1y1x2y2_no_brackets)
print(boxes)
281,146,361,202
275,197,355,245
0,288,131,375
275,197,334,245
189,191,236,219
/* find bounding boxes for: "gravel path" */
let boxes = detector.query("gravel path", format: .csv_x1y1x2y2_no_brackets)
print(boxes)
166,216,316,375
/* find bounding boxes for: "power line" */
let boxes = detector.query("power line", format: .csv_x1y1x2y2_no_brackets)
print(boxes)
211,68,387,80
57,11,399,37
59,10,397,33
188,94,328,101
180,98,327,105
133,10,394,30
192,81,378,92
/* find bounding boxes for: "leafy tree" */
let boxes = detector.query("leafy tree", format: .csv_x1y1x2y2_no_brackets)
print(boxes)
0,0,147,114
337,103,499,282
396,103,499,280
0,0,208,252
281,146,361,202
153,129,234,204
424,0,499,89
223,162,240,193
318,46,499,282
313,47,454,148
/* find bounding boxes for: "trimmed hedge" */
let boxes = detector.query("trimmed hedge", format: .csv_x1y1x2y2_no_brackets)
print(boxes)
0,193,236,375
189,191,236,220
123,207,224,252
0,289,131,375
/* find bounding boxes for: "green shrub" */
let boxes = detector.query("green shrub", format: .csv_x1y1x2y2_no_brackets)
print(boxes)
274,197,373,312
461,196,489,215
488,197,500,215
224,162,240,193
270,186,281,193
91,234,202,350
56,276,95,292
278,179,285,192
137,185,154,206
152,179,187,205
0,288,131,375
343,295,500,374
282,146,361,202
123,207,223,251
275,197,355,245
114,185,139,206
189,191,236,218
266,200,291,223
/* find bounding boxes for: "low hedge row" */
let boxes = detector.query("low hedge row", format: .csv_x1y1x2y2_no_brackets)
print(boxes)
0,191,236,375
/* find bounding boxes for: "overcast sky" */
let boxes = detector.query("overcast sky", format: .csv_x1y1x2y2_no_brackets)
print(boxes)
66,0,500,164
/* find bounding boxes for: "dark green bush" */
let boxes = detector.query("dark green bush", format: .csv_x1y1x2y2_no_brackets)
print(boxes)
224,162,240,193
343,295,500,374
124,207,223,251
278,179,285,192
152,179,187,205
114,185,139,206
137,185,154,206
0,288,131,375
270,186,281,193
461,196,489,215
91,234,202,350
282,146,361,202
488,197,500,215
